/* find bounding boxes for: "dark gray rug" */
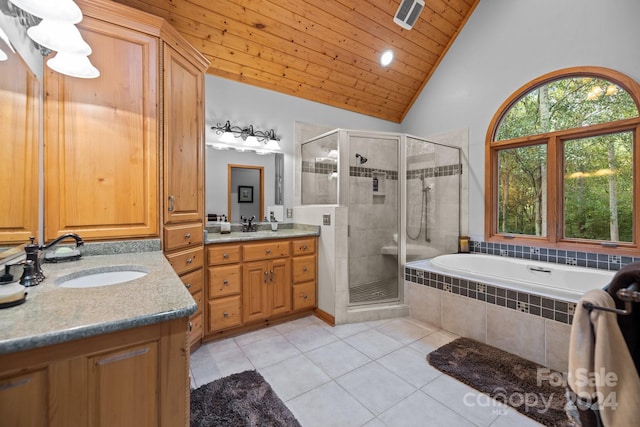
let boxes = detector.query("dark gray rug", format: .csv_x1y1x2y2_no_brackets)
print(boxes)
190,370,301,427
427,337,575,427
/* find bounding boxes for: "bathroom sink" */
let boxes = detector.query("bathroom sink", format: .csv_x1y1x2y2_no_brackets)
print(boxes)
57,266,149,288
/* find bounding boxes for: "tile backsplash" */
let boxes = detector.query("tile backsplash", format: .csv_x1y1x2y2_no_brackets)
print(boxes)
470,240,640,271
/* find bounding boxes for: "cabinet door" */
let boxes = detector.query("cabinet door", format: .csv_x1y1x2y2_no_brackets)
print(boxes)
243,260,269,322
269,257,291,316
0,369,48,427
88,342,159,427
44,17,159,241
163,45,204,224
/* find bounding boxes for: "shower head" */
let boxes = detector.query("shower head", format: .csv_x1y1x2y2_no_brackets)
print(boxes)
355,153,368,164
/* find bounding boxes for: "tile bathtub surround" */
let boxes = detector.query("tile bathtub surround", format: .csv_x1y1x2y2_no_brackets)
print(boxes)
190,315,543,427
404,267,576,325
470,240,640,272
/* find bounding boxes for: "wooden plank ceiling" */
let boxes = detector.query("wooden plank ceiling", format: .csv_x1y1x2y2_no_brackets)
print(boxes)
112,0,478,123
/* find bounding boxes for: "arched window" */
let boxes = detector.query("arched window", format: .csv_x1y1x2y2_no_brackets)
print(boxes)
485,67,640,252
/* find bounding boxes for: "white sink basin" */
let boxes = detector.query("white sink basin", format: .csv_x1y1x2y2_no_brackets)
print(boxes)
57,266,149,288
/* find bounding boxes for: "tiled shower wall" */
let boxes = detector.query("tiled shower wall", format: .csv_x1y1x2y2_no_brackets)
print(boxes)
348,136,398,289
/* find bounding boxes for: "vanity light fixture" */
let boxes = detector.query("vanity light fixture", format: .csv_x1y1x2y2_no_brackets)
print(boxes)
7,0,100,78
9,0,83,23
210,120,282,152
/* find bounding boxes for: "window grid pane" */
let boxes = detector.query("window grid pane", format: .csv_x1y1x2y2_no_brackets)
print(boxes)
563,131,634,242
497,144,547,237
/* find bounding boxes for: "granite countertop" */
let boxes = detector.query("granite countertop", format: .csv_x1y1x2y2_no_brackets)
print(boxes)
206,223,320,244
0,250,196,355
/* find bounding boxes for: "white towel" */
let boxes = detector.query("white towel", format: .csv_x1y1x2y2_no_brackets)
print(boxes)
568,289,640,426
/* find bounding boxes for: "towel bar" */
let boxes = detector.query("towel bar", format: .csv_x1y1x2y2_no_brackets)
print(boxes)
583,282,640,316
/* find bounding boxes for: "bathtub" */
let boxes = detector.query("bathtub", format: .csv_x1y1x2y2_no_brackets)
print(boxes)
410,253,615,301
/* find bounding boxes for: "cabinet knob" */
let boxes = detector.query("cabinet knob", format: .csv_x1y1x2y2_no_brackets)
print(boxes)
185,233,191,239
185,283,191,289
186,258,193,264
302,245,307,250
303,266,308,272
223,312,228,317
188,321,193,331
266,249,271,254
168,195,175,212
223,280,228,285
303,294,308,300
223,253,229,259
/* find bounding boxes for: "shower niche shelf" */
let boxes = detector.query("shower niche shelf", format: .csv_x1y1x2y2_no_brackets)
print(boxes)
372,171,386,196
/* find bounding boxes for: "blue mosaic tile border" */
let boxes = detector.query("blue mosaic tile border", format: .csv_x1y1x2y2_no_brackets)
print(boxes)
404,266,576,325
469,240,640,272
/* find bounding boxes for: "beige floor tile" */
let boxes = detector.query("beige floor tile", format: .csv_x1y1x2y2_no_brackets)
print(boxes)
286,381,374,427
328,321,372,339
233,325,281,346
375,317,436,345
343,328,404,360
306,340,372,378
377,347,442,388
422,374,503,427
336,362,415,415
258,354,331,401
408,330,459,355
237,334,301,369
379,390,476,427
283,323,339,352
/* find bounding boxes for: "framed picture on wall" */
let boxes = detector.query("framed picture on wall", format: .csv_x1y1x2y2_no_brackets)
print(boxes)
238,185,253,203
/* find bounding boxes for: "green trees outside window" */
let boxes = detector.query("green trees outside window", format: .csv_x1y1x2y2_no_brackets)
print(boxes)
487,67,640,249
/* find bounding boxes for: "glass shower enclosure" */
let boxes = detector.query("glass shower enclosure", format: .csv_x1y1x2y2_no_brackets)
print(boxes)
301,129,460,306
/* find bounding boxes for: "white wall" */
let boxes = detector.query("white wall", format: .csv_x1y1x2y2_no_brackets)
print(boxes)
205,76,401,221
401,0,640,241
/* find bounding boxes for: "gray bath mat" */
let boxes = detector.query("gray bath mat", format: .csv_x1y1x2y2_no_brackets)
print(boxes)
427,337,575,427
190,370,300,427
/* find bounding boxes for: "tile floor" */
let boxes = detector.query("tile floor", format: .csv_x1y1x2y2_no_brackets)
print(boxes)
190,315,544,427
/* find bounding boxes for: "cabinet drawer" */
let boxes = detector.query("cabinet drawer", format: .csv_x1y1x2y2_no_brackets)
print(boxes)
164,223,203,252
189,312,203,345
209,295,242,332
165,247,203,275
180,268,203,295
243,241,290,261
293,282,316,311
292,255,316,283
192,290,203,315
292,238,316,256
208,265,241,298
207,244,241,265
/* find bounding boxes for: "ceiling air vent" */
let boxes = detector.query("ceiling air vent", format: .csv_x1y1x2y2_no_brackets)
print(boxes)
393,0,425,30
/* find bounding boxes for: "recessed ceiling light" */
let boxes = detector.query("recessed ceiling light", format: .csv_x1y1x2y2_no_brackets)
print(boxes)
380,49,394,67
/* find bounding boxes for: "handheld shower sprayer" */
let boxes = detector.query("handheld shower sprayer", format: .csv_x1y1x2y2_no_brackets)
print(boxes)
355,153,368,164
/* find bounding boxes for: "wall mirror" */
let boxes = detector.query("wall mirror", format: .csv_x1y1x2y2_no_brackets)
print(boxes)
228,164,264,221
206,147,283,223
0,8,42,262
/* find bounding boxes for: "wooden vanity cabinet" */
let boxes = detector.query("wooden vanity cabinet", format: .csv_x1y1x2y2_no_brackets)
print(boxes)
43,0,209,305
0,318,190,427
292,238,318,310
206,244,243,333
204,237,317,339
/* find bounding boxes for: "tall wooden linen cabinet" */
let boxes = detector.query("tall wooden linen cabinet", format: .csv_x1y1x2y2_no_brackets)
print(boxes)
44,0,209,349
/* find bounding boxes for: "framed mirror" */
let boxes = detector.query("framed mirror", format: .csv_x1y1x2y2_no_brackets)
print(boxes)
227,164,264,222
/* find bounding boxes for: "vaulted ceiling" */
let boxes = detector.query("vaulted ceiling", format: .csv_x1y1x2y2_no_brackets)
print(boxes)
113,0,478,123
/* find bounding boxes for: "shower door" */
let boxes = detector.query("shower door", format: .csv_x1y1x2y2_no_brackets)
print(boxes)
347,132,400,305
